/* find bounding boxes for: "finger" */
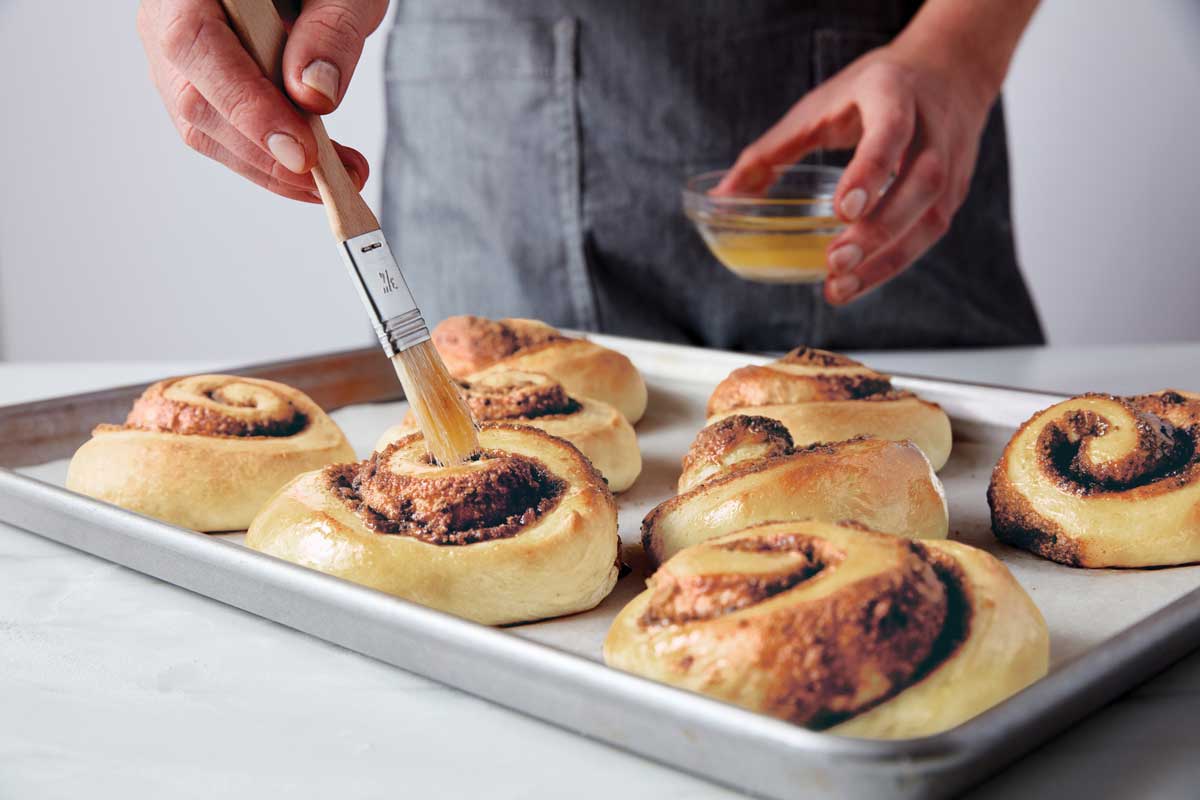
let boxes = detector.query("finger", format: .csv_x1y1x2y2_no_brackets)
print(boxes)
330,141,371,190
177,123,322,203
156,66,370,196
282,0,389,113
824,199,952,305
157,64,370,194
713,87,859,195
136,1,160,45
146,50,319,192
834,76,916,221
159,0,318,174
169,79,321,191
181,92,321,189
172,76,368,190
825,168,956,306
825,146,948,278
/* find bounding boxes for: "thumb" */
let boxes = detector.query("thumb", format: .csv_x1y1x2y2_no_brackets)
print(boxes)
282,0,389,113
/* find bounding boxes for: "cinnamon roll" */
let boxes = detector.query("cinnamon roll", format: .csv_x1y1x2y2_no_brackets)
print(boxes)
432,316,648,423
65,375,354,532
246,423,620,625
989,390,1200,567
376,368,641,492
707,347,952,470
643,415,948,566
605,520,1049,739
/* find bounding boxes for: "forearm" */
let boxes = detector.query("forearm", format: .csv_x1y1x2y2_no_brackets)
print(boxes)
891,0,1040,93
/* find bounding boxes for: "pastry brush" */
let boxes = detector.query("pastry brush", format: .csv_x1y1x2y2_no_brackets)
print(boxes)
218,0,479,466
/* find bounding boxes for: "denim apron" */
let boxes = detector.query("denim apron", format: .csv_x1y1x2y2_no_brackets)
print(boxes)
380,0,1044,350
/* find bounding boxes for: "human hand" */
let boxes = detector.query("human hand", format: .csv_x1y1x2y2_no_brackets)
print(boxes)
715,42,1004,304
137,0,388,203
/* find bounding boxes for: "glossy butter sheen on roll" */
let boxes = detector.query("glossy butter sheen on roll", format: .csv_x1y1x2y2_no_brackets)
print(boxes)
606,520,1049,739
990,390,1200,567
247,423,620,625
706,346,952,470
432,316,648,424
643,415,948,566
66,375,355,532
375,368,642,492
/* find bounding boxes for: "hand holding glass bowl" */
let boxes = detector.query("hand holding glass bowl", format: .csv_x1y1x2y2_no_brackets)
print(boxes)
684,165,845,285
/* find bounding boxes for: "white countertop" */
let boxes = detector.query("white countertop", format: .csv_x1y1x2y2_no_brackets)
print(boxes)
4,346,1200,800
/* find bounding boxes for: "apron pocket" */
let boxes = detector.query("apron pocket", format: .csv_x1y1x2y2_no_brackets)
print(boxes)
385,19,557,83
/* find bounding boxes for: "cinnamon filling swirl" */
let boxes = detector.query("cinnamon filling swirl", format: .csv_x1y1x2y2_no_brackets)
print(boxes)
326,446,566,545
990,390,1200,567
459,374,580,421
1030,396,1198,496
639,531,968,729
675,415,884,496
124,376,308,438
1131,390,1200,428
640,534,837,625
906,544,971,687
779,347,860,369
776,347,896,399
707,347,906,417
682,415,793,473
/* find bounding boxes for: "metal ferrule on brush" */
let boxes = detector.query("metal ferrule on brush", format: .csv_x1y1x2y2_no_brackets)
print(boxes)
337,230,430,356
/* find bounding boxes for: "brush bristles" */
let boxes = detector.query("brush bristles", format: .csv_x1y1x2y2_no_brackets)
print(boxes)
391,340,480,465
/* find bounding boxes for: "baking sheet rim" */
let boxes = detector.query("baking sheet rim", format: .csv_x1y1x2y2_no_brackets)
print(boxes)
0,334,1194,798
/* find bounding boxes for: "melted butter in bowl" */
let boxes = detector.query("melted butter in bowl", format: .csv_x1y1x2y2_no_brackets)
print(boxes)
684,166,845,284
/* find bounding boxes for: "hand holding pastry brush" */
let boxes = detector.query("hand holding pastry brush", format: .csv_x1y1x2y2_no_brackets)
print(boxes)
218,0,479,466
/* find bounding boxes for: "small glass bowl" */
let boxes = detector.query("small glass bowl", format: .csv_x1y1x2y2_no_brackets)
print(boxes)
683,165,845,284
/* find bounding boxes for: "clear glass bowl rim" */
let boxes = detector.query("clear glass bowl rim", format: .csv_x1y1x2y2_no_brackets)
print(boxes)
683,164,844,208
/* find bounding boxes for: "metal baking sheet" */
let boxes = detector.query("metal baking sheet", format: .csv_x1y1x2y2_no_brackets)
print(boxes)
3,335,1200,800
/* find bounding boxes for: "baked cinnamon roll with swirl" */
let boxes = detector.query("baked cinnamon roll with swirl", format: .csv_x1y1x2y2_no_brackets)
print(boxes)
643,415,948,566
605,520,1049,739
246,423,620,625
707,347,952,470
432,316,648,423
66,375,354,531
375,368,641,492
990,390,1200,567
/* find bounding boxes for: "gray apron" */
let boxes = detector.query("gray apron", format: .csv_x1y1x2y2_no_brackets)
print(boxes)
381,0,1044,350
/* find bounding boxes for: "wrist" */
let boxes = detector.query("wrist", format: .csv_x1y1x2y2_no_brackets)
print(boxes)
878,36,1003,126
889,0,1037,98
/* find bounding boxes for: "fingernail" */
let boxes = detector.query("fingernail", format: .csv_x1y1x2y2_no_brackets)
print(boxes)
301,59,341,104
266,132,307,174
828,243,863,274
828,273,861,302
841,188,868,220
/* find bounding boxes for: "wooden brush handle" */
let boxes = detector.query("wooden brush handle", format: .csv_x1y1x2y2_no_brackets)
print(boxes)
219,0,379,241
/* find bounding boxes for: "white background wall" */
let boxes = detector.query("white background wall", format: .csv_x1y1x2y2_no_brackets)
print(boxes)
1,1,1199,361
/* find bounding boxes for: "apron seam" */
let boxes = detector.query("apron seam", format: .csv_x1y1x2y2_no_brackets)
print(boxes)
553,16,598,332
